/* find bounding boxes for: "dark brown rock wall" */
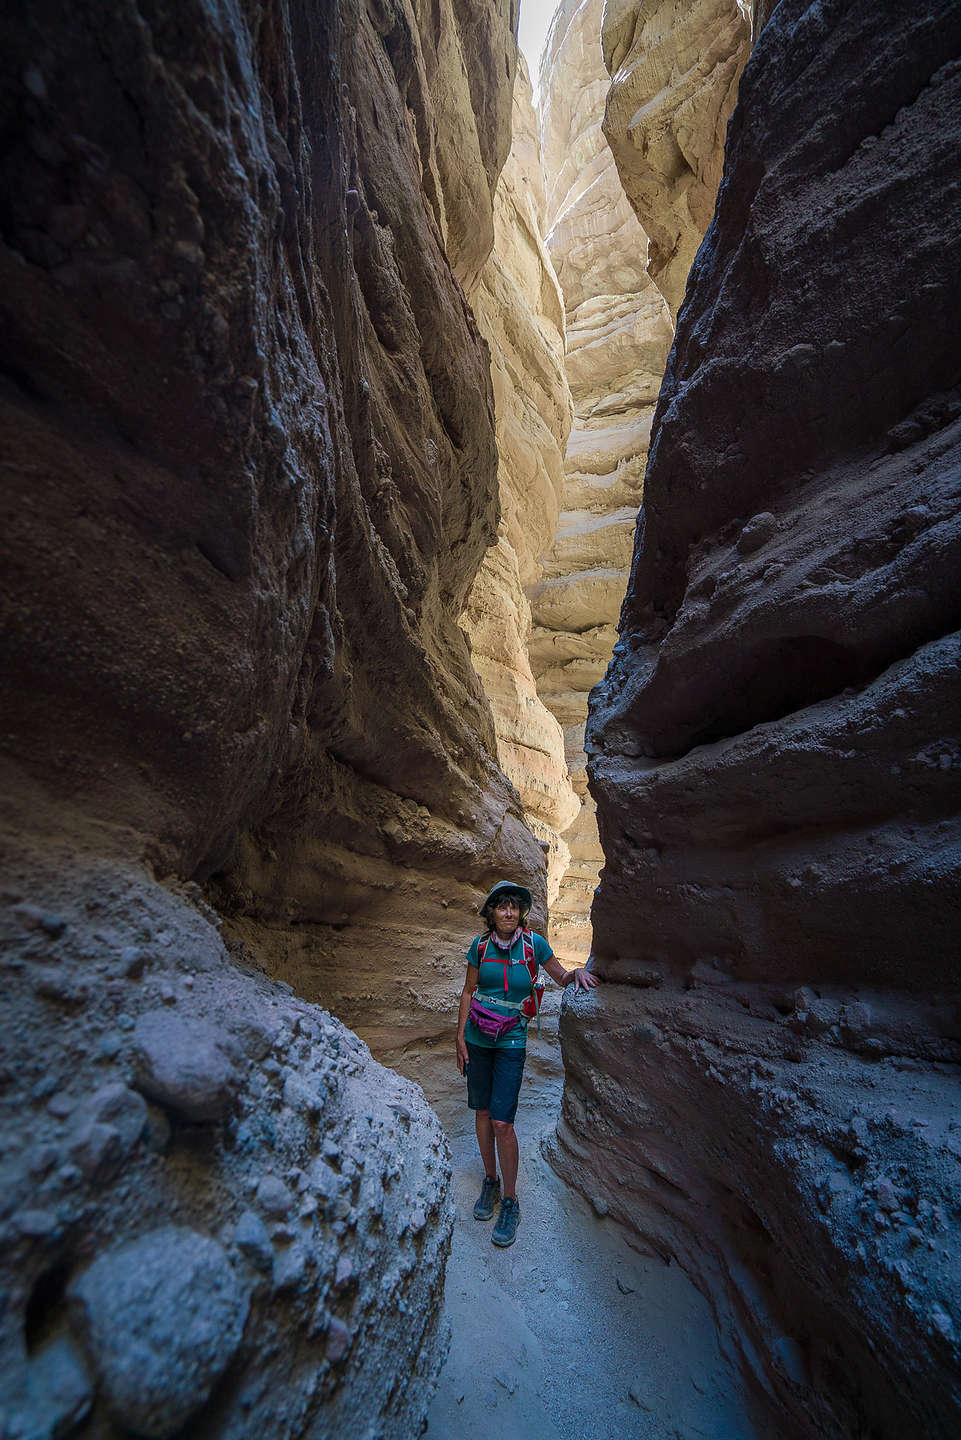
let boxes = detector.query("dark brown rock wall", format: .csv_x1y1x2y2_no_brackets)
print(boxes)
569,0,961,1435
0,0,524,1432
0,0,538,1000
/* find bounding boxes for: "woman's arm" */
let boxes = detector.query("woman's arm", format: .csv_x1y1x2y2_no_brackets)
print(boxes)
541,954,600,993
456,963,479,1074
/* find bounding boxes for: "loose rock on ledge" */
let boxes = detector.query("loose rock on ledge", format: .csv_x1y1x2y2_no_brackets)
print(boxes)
133,1011,239,1123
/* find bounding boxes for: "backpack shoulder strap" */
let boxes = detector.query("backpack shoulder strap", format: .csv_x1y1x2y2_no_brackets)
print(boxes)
522,929,536,981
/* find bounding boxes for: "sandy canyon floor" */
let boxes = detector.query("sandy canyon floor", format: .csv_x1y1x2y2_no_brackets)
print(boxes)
374,1019,767,1440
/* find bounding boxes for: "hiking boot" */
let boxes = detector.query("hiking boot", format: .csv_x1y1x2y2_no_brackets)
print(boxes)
473,1174,500,1221
491,1196,520,1247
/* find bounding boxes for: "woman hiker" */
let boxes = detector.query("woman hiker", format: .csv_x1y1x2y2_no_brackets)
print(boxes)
456,879,599,1247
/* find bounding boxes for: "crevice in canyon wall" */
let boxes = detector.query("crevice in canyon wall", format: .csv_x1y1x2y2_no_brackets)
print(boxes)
0,0,528,1433
565,0,961,1436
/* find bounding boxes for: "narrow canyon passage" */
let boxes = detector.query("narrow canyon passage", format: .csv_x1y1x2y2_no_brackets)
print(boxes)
1,0,959,1438
375,1014,764,1440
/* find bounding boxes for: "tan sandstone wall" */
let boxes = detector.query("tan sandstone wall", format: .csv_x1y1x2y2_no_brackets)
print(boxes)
531,0,674,965
601,0,751,317
462,56,579,905
0,0,524,1433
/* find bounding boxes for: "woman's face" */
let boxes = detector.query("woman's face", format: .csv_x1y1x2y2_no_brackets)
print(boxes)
490,894,521,937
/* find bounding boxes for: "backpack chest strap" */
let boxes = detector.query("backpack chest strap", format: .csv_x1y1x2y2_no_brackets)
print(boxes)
477,930,537,988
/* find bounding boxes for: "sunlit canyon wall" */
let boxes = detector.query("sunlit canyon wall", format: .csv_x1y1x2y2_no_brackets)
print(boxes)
531,0,747,964
461,55,579,908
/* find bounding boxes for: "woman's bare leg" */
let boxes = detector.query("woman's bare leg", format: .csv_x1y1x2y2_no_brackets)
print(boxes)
475,1109,497,1177
491,1119,518,1198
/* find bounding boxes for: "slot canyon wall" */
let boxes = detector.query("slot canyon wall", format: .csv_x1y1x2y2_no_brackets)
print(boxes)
530,0,675,965
460,55,579,907
558,0,961,1436
0,0,528,1434
601,0,751,318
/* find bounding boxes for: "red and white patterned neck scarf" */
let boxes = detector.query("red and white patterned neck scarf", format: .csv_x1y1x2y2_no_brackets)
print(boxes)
488,925,521,951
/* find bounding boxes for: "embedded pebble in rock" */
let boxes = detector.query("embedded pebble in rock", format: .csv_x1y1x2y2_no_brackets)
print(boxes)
121,945,147,977
17,1209,57,1239
255,1174,293,1218
272,1242,309,1292
736,512,778,555
80,1083,149,1149
232,1211,274,1274
325,1317,351,1365
283,1071,325,1118
66,1120,124,1181
70,1227,249,1439
876,1179,900,1213
308,1158,340,1201
133,1011,238,1122
13,902,67,937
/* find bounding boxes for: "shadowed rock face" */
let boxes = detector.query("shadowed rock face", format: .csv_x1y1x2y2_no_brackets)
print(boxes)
0,0,539,999
0,0,520,1431
573,0,961,1435
1,808,453,1439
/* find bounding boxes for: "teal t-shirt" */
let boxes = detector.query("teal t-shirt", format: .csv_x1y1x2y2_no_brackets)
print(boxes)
464,930,554,1050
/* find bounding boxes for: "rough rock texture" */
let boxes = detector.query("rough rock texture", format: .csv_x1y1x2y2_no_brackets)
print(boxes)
530,0,674,964
461,57,579,902
575,1,961,1435
70,1227,250,1438
0,0,541,1018
0,802,452,1439
601,0,751,316
0,0,523,1432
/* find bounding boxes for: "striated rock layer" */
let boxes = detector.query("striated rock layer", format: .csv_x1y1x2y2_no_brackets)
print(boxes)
572,0,961,1436
461,56,578,903
601,0,751,317
0,0,523,1432
530,0,673,964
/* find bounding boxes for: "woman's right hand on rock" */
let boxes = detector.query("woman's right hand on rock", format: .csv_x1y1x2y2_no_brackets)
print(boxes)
456,1035,468,1075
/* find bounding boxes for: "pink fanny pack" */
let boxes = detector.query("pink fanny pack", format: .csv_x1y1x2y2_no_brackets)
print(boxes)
467,996,520,1040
